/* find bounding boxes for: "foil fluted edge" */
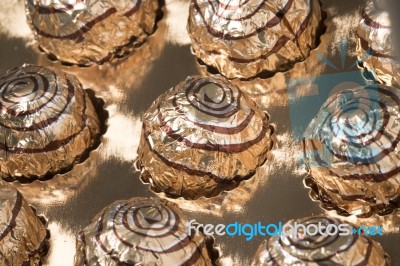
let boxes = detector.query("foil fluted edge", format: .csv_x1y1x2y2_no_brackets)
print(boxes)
25,0,160,65
303,84,400,217
188,0,322,79
137,75,274,199
0,64,101,182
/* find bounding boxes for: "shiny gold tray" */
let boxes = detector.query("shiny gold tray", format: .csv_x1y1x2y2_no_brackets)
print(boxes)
0,0,399,265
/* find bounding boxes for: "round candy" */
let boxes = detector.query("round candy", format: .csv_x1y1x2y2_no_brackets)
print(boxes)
303,84,400,216
0,65,100,182
137,75,274,199
188,0,322,79
74,197,216,265
0,184,49,265
26,0,160,65
252,216,390,265
357,0,400,86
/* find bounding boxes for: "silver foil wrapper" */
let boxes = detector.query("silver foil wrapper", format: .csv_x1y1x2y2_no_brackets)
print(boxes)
26,0,160,65
303,84,400,217
188,0,322,79
357,0,400,86
0,183,49,265
136,75,274,199
252,216,390,265
74,197,217,266
0,65,100,182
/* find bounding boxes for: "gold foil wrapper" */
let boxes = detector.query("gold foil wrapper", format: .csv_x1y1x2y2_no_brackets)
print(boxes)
0,65,101,182
74,197,218,266
157,161,271,216
0,183,49,265
25,0,160,65
36,14,167,104
11,148,101,205
251,216,390,265
303,84,400,217
188,0,322,79
137,75,274,199
357,0,400,86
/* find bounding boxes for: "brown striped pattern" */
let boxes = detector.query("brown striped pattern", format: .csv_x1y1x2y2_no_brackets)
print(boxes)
77,198,210,265
303,85,400,182
190,0,314,63
27,0,142,40
0,66,88,154
253,217,381,265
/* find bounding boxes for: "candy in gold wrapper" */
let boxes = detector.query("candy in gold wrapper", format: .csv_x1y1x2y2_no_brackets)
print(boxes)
0,65,100,182
25,0,160,65
136,75,274,199
74,197,218,266
357,0,400,86
0,183,49,265
188,0,322,79
303,84,400,217
251,216,390,265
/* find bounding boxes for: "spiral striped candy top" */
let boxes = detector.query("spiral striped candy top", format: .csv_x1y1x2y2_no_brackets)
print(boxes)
75,197,214,265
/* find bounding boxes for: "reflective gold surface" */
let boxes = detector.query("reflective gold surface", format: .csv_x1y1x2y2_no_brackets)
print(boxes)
0,0,399,265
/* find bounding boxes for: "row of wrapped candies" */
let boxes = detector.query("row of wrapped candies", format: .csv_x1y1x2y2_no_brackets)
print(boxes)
25,0,399,84
0,183,390,265
7,0,400,204
0,0,398,265
0,64,398,264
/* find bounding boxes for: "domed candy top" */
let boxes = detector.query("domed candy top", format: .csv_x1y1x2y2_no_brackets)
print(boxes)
137,75,274,199
188,0,322,79
0,65,100,181
74,197,216,265
26,0,160,65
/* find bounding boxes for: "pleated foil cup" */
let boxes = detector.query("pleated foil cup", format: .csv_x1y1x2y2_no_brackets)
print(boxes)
303,84,400,217
188,0,322,79
0,183,49,265
136,75,274,200
25,0,160,65
74,197,218,266
252,216,390,265
0,65,101,182
357,0,400,86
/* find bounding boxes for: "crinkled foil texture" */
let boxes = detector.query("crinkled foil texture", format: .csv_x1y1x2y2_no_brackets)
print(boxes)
26,0,159,65
0,65,100,181
357,0,400,86
303,85,400,216
251,216,390,265
137,75,274,199
74,197,214,266
188,0,322,79
0,184,48,265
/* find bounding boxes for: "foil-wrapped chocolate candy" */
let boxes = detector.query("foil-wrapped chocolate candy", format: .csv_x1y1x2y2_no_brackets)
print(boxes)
357,0,400,86
137,75,274,199
0,65,100,182
252,216,390,265
0,184,49,265
188,0,322,79
26,0,160,65
74,197,217,266
303,84,400,217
